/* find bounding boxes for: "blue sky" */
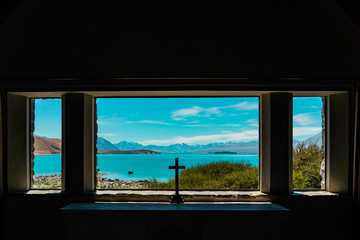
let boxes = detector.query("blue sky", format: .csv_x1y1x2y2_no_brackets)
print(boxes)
34,97,323,145
96,97,260,145
34,99,62,139
293,97,323,141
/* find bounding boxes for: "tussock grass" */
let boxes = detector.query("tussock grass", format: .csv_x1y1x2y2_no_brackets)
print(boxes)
146,161,259,189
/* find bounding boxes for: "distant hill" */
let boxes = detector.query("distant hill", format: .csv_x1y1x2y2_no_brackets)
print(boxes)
98,149,160,154
110,140,260,154
34,135,61,154
35,132,323,155
293,132,322,148
97,137,118,150
114,141,144,150
302,132,322,147
196,141,259,154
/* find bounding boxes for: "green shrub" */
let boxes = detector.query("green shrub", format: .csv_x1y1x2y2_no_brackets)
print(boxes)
146,161,259,189
293,142,323,189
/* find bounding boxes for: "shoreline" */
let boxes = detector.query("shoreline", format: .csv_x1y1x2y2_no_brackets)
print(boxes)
32,173,149,189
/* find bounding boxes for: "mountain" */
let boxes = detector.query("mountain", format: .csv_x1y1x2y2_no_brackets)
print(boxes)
34,132,323,155
114,141,144,150
34,135,61,154
98,149,160,154
302,132,322,147
113,140,259,154
196,141,259,154
293,132,322,148
97,137,118,150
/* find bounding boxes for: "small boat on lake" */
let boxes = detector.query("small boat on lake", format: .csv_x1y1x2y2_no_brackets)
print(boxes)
128,171,133,174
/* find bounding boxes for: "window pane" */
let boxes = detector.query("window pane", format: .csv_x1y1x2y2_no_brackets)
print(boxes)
293,97,325,189
31,99,62,189
96,97,259,190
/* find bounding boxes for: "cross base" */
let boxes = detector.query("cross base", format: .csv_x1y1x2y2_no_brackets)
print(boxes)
170,194,184,204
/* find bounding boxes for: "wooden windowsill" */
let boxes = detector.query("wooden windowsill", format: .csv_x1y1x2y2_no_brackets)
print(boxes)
60,201,289,212
18,189,340,202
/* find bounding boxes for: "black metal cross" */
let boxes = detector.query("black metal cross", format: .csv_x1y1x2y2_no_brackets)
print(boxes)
169,158,185,203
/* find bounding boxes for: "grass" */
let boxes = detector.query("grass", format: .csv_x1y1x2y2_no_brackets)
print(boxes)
145,161,259,189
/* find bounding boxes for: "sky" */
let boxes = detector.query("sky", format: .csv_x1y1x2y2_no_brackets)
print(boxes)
34,97,323,145
34,99,62,139
293,97,323,141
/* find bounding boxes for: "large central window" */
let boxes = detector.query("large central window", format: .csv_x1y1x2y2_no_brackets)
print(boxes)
6,88,349,195
96,97,260,190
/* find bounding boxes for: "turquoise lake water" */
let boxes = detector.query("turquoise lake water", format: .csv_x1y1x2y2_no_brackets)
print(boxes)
34,153,259,182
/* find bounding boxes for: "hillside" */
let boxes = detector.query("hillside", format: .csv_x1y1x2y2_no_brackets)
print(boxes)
97,137,118,150
103,140,260,154
34,132,322,155
293,132,322,148
34,136,61,155
98,149,160,154
302,132,322,147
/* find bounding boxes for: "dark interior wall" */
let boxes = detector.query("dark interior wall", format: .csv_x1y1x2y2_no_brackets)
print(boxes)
0,0,360,79
3,194,355,240
0,1,359,240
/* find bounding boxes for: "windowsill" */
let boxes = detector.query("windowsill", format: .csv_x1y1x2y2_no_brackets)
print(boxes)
60,201,289,212
60,201,290,224
20,189,340,202
292,191,338,196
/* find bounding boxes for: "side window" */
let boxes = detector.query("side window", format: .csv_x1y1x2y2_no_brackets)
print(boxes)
293,97,325,189
31,98,62,189
96,97,259,190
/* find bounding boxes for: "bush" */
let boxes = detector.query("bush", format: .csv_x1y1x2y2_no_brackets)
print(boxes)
293,142,323,189
143,143,324,190
146,161,259,189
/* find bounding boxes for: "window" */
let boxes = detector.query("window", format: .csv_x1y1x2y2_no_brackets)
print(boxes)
5,88,350,196
96,97,259,190
31,98,62,189
292,97,325,190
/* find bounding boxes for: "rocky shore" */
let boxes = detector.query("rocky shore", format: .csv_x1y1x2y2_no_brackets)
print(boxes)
33,174,62,189
32,173,149,189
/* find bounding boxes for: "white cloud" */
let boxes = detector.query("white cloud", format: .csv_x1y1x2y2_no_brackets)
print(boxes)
171,101,258,121
245,118,259,127
301,106,318,109
98,133,116,136
187,120,200,124
139,130,259,146
293,113,317,126
97,121,111,125
293,127,322,137
182,124,210,127
126,120,174,125
97,114,122,125
221,124,240,127
138,120,174,125
228,102,259,110
221,130,233,134
171,106,221,120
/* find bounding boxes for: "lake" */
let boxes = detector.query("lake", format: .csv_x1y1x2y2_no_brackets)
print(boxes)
34,153,259,182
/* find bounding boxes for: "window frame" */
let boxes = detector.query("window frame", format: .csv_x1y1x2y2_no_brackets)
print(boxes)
29,97,62,190
4,85,351,200
291,96,327,191
94,95,261,191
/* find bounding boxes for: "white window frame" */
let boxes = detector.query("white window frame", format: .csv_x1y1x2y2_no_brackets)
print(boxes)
6,90,350,197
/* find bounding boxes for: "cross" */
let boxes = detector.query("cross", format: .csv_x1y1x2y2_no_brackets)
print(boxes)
169,158,185,203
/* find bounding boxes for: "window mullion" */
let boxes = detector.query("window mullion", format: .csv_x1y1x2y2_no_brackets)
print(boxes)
260,93,293,194
327,93,349,193
7,94,31,192
62,93,95,193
